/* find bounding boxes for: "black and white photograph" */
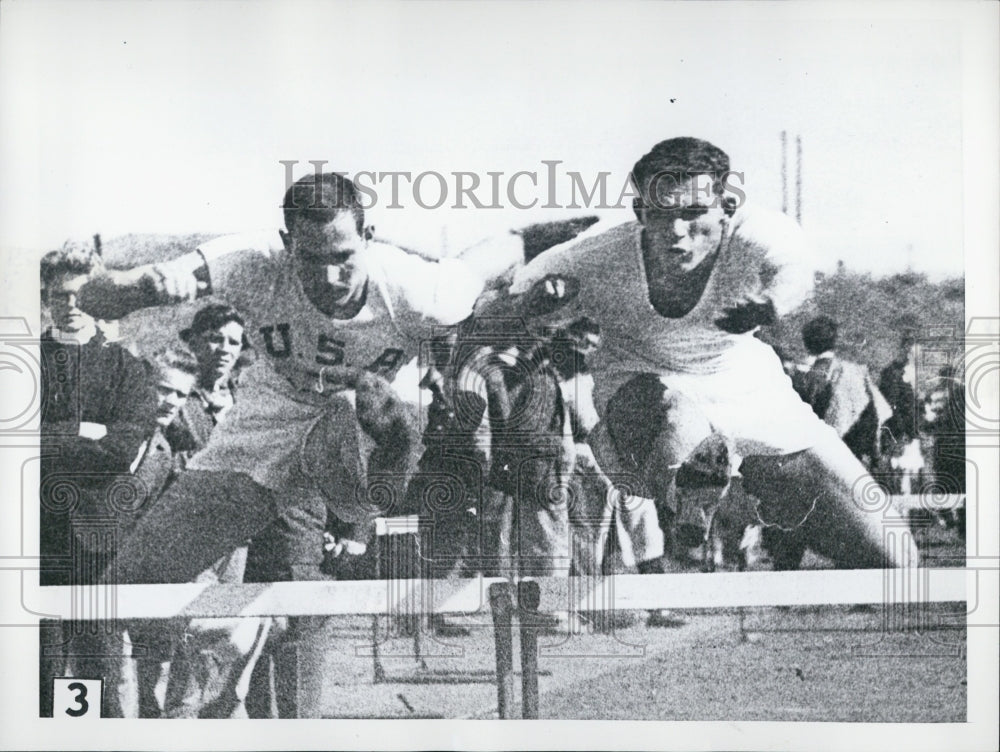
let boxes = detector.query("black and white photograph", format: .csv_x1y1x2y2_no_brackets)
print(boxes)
0,1,997,750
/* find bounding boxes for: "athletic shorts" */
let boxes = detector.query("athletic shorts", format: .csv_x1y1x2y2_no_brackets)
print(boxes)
186,376,372,523
591,336,834,458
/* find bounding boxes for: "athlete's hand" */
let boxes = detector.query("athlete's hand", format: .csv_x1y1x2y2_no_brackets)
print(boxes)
518,216,599,262
524,274,580,317
146,265,203,303
77,265,202,320
714,296,776,334
352,370,409,444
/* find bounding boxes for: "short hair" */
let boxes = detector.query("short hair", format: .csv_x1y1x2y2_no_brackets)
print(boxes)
631,137,732,217
802,315,839,355
180,303,248,346
282,172,365,235
40,239,103,289
147,346,200,378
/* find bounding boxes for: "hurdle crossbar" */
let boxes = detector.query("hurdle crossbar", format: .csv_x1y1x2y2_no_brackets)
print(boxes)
29,568,968,721
891,493,966,512
535,568,967,613
30,568,966,620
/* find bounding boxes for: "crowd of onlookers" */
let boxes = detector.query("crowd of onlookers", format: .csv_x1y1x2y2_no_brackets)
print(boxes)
40,241,290,717
40,238,602,718
766,315,966,569
779,316,966,516
39,238,966,718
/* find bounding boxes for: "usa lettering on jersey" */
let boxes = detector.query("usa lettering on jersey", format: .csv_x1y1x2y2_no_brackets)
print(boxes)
257,322,407,383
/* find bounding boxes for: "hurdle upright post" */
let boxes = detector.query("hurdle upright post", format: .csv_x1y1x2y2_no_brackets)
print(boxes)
488,581,515,719
372,520,386,683
517,579,541,719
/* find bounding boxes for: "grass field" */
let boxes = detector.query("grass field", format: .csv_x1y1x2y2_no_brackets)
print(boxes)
312,523,966,721
314,604,966,721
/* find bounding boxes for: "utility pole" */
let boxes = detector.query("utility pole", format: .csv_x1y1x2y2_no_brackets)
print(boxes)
796,134,803,223
780,130,788,215
780,131,804,223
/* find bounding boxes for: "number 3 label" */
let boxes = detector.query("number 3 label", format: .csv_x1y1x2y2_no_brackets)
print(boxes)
53,678,102,718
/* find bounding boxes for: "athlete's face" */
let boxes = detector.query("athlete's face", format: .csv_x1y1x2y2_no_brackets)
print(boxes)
189,320,244,383
154,366,197,427
291,211,366,301
638,174,728,272
47,272,97,341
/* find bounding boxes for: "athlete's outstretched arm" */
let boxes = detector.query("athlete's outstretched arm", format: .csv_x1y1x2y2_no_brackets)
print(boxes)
76,250,211,320
714,210,817,334
472,272,583,333
456,216,600,286
744,210,816,317
390,216,598,327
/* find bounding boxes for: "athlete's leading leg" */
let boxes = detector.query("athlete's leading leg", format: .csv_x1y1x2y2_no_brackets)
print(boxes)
80,471,277,718
740,429,918,568
104,470,280,585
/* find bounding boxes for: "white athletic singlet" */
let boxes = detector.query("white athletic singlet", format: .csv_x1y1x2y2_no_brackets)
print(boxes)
159,230,483,504
509,204,830,455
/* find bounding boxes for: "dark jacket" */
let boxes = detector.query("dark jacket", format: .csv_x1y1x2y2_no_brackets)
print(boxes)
879,358,919,447
164,381,237,458
793,354,891,466
924,376,965,493
40,329,158,585
129,427,183,521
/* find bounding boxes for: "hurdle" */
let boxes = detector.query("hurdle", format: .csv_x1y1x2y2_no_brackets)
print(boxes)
32,566,968,719
32,495,970,719
891,493,966,513
371,513,423,682
370,513,548,687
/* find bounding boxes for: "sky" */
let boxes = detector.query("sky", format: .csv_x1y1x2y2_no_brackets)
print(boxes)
0,1,976,279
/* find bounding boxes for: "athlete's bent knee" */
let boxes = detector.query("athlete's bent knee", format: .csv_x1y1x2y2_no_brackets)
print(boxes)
605,375,707,471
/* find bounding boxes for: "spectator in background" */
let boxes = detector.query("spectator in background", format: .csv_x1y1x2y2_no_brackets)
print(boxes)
879,331,925,494
127,325,270,719
403,325,488,584
169,304,252,454
125,347,201,717
548,318,612,578
922,364,966,534
39,240,159,718
129,347,204,520
924,364,965,491
793,315,893,468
